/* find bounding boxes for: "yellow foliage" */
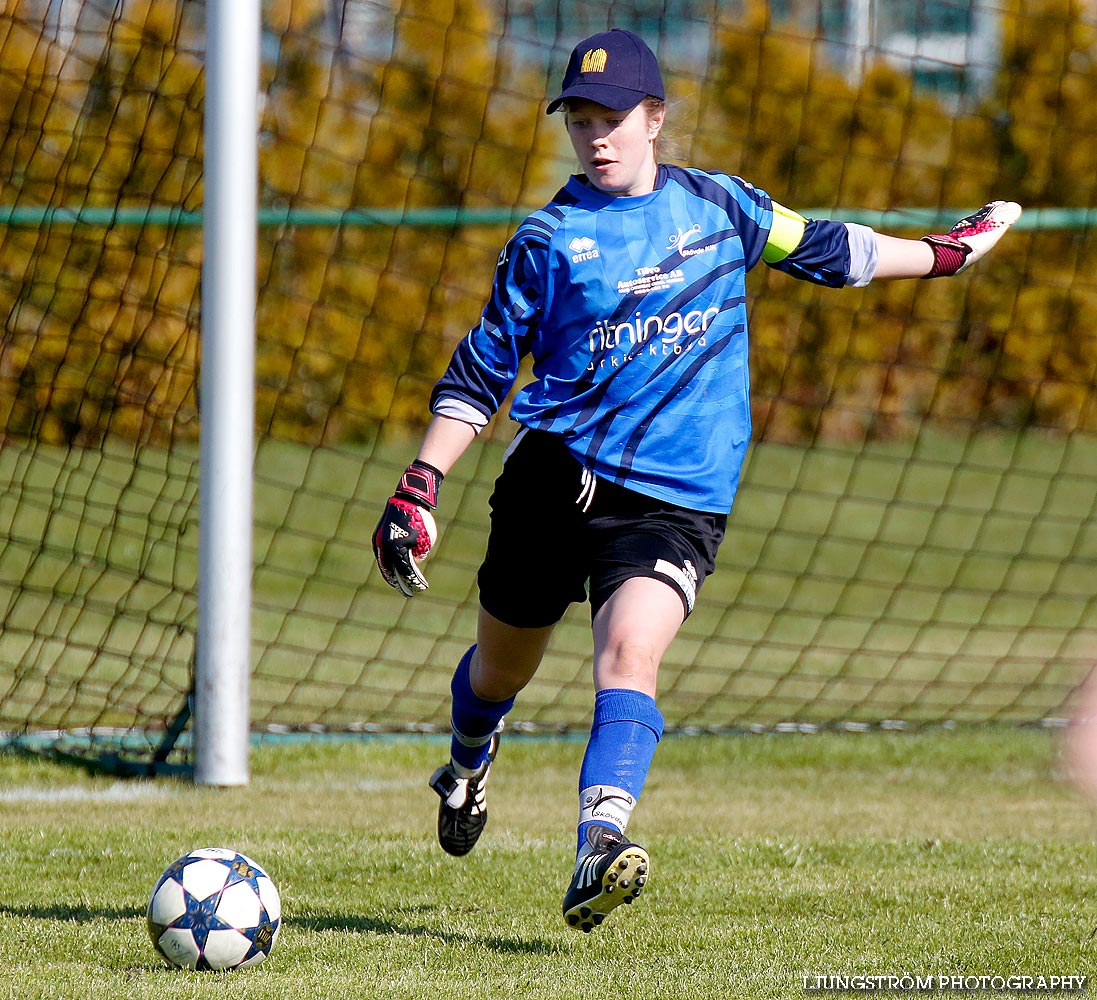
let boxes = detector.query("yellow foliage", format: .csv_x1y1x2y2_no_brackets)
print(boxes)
0,0,1093,445
697,0,1097,442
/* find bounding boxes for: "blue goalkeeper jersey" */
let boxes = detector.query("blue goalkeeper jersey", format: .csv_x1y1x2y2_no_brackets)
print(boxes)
431,163,870,512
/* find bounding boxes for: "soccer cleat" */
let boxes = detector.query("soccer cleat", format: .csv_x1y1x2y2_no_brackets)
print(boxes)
428,731,499,857
562,825,650,933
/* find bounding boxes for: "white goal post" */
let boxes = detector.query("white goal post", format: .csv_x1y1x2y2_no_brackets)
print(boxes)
194,0,261,786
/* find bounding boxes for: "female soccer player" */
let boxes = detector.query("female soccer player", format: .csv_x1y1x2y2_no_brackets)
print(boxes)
373,28,1021,932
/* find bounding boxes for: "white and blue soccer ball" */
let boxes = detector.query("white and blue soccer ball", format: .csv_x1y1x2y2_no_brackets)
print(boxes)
147,848,282,971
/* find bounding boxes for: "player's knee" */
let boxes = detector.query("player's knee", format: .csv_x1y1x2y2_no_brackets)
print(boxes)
595,637,659,692
469,654,529,702
470,627,550,701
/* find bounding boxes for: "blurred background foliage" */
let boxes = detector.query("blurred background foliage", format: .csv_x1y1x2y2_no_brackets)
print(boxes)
0,0,1093,448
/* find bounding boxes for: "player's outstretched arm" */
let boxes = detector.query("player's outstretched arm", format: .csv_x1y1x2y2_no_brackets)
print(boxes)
873,201,1022,280
372,414,478,596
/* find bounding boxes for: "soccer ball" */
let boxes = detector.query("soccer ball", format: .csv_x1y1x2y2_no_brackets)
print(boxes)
147,848,282,971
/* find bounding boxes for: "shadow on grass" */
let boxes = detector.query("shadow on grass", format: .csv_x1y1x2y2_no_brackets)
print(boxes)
1,903,145,922
0,904,562,955
300,910,560,954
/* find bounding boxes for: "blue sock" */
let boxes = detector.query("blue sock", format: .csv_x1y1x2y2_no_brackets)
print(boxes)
449,645,514,772
577,688,664,854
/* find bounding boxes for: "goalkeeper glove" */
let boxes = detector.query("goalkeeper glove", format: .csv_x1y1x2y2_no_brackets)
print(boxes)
373,460,442,597
920,200,1022,278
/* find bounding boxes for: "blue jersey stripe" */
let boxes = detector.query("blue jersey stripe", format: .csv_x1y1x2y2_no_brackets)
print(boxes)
616,325,744,481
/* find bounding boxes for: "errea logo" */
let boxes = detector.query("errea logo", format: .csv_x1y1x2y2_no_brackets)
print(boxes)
569,235,600,263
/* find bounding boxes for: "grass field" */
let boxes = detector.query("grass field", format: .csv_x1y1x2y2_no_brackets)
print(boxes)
2,729,1095,999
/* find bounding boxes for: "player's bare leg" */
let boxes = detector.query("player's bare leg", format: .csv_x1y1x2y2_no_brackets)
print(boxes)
591,576,684,696
472,607,554,701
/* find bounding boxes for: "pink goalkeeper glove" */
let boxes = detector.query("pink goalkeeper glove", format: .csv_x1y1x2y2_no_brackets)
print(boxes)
920,201,1022,278
372,460,442,596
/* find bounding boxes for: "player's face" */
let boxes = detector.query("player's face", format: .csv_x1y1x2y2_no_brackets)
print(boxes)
565,100,663,197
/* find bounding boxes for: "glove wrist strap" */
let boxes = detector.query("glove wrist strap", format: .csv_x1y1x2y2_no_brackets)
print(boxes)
920,234,972,279
394,460,443,509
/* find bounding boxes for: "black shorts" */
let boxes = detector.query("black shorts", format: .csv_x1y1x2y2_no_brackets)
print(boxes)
478,430,727,628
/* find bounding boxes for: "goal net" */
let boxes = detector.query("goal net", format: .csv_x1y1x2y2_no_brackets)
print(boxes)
1,0,1095,772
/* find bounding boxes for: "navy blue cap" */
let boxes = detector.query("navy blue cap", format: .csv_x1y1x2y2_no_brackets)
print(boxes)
546,29,665,115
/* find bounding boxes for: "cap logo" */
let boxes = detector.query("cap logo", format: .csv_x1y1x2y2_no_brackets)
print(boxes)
580,47,608,74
